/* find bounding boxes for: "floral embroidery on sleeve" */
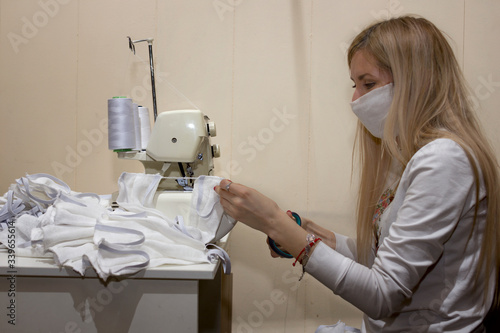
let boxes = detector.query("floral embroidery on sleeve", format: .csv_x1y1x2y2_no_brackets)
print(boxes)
372,187,395,253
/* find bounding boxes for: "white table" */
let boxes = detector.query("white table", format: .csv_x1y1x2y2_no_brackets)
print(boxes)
0,240,232,332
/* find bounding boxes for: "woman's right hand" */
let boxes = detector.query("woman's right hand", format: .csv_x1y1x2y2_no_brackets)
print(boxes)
266,210,300,258
280,212,337,252
266,211,337,257
301,216,337,250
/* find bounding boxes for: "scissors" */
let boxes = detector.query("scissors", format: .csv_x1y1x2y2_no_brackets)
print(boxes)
267,212,301,258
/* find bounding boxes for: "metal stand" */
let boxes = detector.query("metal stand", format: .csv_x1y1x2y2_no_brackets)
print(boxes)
127,36,158,121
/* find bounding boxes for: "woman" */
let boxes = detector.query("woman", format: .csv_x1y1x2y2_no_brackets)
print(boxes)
215,16,500,332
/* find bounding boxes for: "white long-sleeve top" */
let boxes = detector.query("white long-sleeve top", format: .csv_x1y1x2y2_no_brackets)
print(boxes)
306,138,495,332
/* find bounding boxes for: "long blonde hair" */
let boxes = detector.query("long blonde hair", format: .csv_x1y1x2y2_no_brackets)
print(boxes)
348,16,500,307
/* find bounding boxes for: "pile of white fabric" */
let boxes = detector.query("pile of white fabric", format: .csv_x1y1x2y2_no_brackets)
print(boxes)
0,173,235,281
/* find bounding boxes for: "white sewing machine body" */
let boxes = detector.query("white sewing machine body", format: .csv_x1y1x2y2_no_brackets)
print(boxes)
117,109,220,185
117,109,221,217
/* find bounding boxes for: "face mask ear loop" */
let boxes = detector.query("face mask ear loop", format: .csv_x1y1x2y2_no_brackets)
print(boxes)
28,173,71,194
74,193,102,204
173,215,194,239
95,223,146,246
23,174,66,205
112,211,148,218
141,176,161,206
27,205,42,218
0,201,9,224
7,190,17,216
13,178,31,203
59,193,90,209
4,190,25,220
26,173,70,203
21,177,56,206
206,243,231,275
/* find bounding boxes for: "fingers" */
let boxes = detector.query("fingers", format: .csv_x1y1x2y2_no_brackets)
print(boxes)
221,179,233,192
269,249,280,258
216,179,247,213
214,179,239,219
215,179,234,196
215,180,236,208
213,179,281,233
266,237,281,258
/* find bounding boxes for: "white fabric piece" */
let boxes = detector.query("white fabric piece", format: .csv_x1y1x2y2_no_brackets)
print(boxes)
93,239,150,279
30,194,107,266
188,175,237,243
306,139,493,332
350,83,393,138
116,173,236,243
39,224,95,249
83,209,210,280
101,213,208,260
0,213,49,257
116,172,162,210
315,321,360,333
12,214,39,245
53,194,107,226
51,242,96,274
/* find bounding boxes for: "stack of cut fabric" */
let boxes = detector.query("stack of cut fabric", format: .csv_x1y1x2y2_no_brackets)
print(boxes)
0,173,234,281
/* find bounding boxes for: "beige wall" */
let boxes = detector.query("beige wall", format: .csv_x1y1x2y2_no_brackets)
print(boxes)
1,0,499,331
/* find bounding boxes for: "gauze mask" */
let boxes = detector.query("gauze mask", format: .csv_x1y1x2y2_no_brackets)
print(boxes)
350,83,393,138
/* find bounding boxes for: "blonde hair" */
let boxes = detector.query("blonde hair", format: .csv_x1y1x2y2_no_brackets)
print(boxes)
348,16,500,307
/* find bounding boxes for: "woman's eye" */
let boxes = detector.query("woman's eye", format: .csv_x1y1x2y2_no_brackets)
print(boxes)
352,82,376,89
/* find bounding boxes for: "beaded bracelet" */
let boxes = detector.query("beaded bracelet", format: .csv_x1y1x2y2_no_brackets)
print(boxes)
293,234,321,281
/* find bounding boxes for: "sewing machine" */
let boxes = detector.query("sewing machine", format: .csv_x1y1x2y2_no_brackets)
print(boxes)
116,109,221,219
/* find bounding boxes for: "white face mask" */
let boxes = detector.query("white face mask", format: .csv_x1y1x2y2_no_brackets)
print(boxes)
350,83,394,138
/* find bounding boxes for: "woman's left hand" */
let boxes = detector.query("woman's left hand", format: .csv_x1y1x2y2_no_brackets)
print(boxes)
214,179,284,235
215,179,310,258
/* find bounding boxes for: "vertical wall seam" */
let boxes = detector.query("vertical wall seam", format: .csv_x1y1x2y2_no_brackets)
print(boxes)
304,2,314,330
306,0,314,217
155,0,159,63
230,5,236,178
74,0,80,190
155,0,159,40
462,0,466,73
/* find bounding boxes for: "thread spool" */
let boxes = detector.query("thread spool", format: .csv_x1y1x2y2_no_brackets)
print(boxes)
132,103,141,151
108,97,136,151
138,106,151,150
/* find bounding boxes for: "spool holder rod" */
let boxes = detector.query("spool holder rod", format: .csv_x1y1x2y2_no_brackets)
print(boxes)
127,37,158,122
148,40,158,121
